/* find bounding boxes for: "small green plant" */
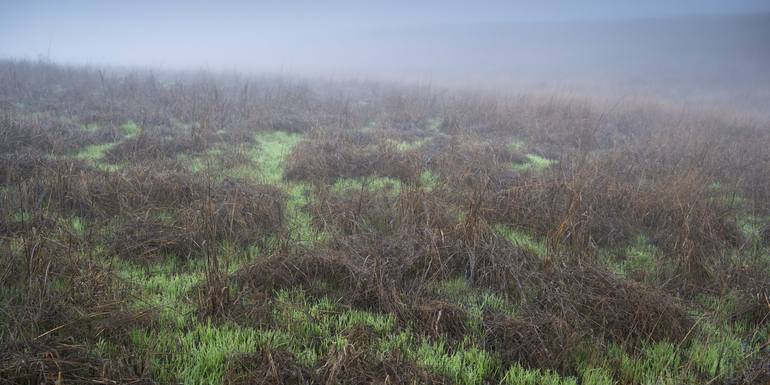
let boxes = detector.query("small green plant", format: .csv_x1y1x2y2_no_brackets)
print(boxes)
495,224,548,257
509,140,525,151
511,153,554,172
615,234,659,280
414,340,499,385
80,122,99,132
74,142,117,161
253,131,302,184
419,170,440,191
686,322,745,380
70,216,85,235
131,322,263,385
501,363,578,385
331,176,402,195
579,367,615,385
120,120,140,137
427,117,443,130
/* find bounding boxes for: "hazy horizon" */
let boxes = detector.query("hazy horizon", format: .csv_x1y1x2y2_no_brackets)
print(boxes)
3,1,770,113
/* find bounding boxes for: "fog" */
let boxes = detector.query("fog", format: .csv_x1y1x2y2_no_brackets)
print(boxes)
3,0,770,112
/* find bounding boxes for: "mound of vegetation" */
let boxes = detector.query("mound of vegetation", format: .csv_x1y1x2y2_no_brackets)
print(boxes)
1,60,769,384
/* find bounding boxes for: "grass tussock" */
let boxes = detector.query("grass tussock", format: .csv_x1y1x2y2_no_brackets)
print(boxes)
2,60,769,384
285,129,418,185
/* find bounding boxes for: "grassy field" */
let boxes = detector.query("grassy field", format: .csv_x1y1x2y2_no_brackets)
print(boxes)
1,60,769,385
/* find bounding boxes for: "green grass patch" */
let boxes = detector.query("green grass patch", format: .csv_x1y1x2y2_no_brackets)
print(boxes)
414,340,499,385
72,142,122,171
286,183,329,246
419,170,440,191
80,122,99,132
605,341,694,385
115,260,201,327
331,176,402,195
269,288,397,366
120,120,140,137
427,117,442,131
387,138,427,152
495,224,548,257
512,153,555,172
253,131,302,184
501,363,578,385
610,234,661,281
131,321,264,385
431,277,518,339
509,140,525,152
686,327,744,380
74,142,116,161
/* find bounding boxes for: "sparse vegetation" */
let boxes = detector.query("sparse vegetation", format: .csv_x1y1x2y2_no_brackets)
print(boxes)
1,59,769,385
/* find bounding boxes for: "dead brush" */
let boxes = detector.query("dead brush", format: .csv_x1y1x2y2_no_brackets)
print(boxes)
225,347,313,385
315,326,451,385
34,160,285,259
103,123,252,164
737,353,770,385
717,261,770,328
0,150,43,187
639,168,743,286
0,111,107,156
104,124,205,162
24,159,199,218
284,129,417,184
107,212,195,263
225,339,449,385
227,184,537,333
417,134,527,188
482,144,742,283
0,225,155,384
310,184,535,294
410,299,470,341
232,247,409,316
537,264,692,347
483,311,582,373
480,151,644,253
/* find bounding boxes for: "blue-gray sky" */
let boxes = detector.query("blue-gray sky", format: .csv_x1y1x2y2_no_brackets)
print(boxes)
2,0,770,111
2,0,769,68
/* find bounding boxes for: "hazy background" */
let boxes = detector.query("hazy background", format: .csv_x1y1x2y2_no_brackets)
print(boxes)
2,0,770,113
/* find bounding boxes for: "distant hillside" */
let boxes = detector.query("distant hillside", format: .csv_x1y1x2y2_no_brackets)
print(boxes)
301,12,770,114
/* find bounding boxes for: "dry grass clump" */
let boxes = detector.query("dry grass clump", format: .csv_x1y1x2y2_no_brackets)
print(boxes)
107,213,195,263
2,158,285,263
104,179,283,262
0,230,155,384
0,150,43,186
481,154,640,250
231,186,535,338
310,185,535,294
225,347,313,385
285,129,417,184
718,262,770,328
538,264,692,346
417,134,527,187
316,327,450,385
411,299,470,341
737,354,770,385
225,329,449,385
483,147,742,283
234,251,357,297
103,123,253,163
483,311,581,372
0,111,107,156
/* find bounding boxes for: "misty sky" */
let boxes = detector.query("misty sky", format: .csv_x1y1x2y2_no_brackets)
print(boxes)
2,0,769,69
2,0,770,115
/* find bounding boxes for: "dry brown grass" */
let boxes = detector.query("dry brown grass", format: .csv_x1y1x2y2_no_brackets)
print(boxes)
2,60,770,384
